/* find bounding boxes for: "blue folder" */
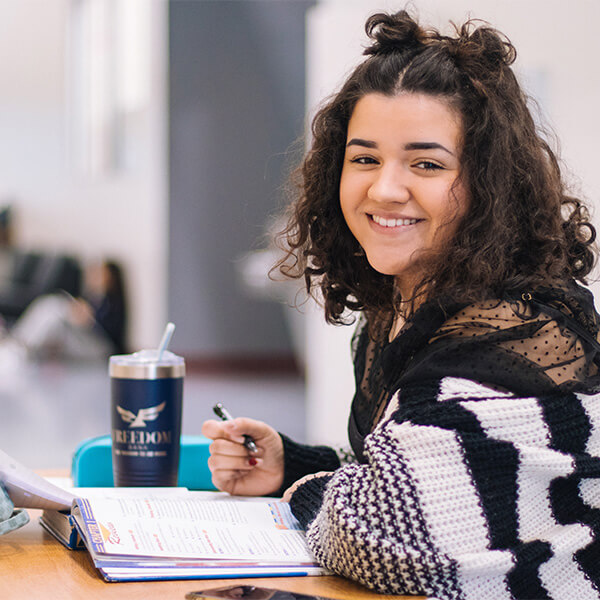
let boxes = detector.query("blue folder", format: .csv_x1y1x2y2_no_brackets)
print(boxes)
71,434,216,490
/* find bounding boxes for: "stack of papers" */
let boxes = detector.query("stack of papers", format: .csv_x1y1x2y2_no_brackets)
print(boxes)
42,490,324,582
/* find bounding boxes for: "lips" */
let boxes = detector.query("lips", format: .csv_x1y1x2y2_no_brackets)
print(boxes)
370,214,422,228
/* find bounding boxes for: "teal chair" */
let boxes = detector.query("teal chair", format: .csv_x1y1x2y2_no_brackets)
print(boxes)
71,435,216,490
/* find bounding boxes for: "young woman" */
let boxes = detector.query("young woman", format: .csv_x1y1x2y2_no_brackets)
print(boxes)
203,11,600,599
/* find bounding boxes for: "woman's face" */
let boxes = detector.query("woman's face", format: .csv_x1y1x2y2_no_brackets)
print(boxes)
85,263,109,297
339,92,468,296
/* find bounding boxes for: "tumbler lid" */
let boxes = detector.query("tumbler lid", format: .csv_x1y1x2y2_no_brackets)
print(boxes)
109,350,185,380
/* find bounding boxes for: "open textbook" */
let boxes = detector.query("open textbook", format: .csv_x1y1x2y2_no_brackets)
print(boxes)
41,489,325,582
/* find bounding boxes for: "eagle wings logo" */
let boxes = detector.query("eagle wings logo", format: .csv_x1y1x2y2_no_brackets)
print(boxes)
117,402,166,428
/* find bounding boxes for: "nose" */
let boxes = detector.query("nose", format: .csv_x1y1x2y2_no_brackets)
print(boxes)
367,164,410,204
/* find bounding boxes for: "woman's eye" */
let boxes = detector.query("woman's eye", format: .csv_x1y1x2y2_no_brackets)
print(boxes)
414,160,444,171
349,156,378,165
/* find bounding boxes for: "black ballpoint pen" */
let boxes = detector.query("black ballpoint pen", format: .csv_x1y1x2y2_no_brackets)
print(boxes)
212,403,258,453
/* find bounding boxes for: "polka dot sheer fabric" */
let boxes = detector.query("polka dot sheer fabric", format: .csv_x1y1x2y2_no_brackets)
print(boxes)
348,283,600,462
432,298,594,386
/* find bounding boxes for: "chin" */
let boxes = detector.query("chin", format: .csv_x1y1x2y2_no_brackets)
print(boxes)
369,264,409,277
365,249,418,277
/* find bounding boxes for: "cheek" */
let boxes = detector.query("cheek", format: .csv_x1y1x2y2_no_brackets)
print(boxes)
339,173,356,218
428,183,469,239
453,184,470,223
339,169,371,211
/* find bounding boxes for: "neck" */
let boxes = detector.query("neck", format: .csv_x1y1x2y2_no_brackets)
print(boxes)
395,272,418,301
394,275,418,307
392,275,429,326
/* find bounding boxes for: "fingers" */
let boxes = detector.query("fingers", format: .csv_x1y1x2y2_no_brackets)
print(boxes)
202,417,277,457
207,453,260,473
201,419,245,444
224,417,273,440
210,471,251,496
281,485,294,503
208,437,248,457
207,437,261,475
201,416,282,496
202,417,268,444
207,439,259,466
208,451,263,495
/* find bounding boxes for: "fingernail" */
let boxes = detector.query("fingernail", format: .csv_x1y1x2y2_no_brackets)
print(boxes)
248,457,257,466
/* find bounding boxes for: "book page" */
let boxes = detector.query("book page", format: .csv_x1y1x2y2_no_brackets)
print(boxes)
74,495,299,527
40,487,191,544
73,496,315,563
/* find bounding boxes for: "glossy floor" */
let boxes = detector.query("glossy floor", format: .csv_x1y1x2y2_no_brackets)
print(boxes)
0,357,305,470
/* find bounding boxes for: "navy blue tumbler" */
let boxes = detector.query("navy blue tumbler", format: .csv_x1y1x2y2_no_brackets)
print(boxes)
110,350,185,486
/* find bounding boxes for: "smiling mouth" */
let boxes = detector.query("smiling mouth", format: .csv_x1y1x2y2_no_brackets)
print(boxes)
370,215,423,228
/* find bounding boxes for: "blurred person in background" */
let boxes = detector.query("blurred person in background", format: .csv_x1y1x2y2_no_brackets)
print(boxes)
6,259,127,361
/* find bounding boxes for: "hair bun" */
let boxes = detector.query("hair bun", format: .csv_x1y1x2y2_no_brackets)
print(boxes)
364,11,517,74
448,22,517,70
364,10,424,56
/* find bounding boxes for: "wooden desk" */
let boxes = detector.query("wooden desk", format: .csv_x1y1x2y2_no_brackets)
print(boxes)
0,509,425,600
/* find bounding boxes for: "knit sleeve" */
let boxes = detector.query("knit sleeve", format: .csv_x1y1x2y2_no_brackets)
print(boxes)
288,473,333,528
290,377,600,599
277,434,341,494
293,406,468,598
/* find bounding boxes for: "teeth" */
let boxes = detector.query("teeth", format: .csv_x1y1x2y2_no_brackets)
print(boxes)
372,215,419,227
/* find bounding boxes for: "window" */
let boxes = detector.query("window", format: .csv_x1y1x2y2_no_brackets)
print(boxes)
67,0,151,176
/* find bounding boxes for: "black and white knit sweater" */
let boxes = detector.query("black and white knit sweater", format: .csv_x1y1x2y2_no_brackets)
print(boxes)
285,285,600,599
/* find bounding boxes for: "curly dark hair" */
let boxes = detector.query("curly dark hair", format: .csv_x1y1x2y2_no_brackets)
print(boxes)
276,10,596,325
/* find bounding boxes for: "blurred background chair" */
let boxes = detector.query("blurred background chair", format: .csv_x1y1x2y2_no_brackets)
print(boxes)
0,251,82,324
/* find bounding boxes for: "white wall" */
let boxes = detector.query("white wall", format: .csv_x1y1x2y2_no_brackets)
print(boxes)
305,0,600,445
0,0,168,349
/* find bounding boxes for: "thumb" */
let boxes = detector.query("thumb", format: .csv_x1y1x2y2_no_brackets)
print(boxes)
201,418,253,446
201,419,230,441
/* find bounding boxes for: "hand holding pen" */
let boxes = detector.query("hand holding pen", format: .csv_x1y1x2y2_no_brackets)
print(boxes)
212,403,258,453
202,406,285,496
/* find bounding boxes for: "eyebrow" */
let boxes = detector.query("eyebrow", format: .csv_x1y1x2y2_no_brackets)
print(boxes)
346,138,454,155
346,138,377,149
405,142,454,155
